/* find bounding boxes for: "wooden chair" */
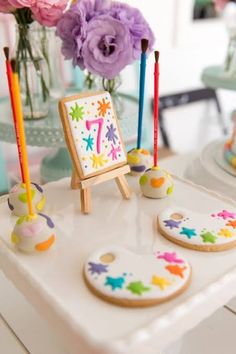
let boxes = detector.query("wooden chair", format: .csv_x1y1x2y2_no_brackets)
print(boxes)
156,88,226,149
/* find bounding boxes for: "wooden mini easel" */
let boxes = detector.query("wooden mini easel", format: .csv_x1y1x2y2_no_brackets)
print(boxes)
59,91,132,214
71,164,131,214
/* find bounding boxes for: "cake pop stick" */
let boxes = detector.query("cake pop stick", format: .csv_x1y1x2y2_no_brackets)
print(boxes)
3,47,24,182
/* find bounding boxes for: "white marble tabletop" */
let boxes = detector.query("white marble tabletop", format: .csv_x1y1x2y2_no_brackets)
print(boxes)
1,153,236,354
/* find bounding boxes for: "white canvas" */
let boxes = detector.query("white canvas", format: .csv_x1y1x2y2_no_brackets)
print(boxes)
64,92,127,177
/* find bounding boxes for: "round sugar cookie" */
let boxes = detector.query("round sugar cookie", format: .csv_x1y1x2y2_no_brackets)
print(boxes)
157,207,236,252
84,246,191,307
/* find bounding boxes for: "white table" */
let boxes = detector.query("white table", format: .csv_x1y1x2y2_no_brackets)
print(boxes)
1,154,236,354
185,141,236,200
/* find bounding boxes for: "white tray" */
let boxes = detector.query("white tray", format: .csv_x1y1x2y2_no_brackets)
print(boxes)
1,176,236,354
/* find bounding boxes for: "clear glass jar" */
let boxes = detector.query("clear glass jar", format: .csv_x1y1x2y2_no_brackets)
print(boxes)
34,24,65,100
96,75,125,118
222,2,236,77
15,23,50,119
224,36,236,77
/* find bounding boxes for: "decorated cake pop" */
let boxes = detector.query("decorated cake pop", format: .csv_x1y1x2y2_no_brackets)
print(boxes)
8,182,45,216
127,38,152,176
140,166,173,198
7,59,55,253
127,148,152,175
140,51,174,199
11,213,55,253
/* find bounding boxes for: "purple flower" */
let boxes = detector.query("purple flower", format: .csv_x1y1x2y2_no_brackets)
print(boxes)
109,2,154,59
81,15,133,79
56,8,86,66
76,0,110,21
56,0,155,77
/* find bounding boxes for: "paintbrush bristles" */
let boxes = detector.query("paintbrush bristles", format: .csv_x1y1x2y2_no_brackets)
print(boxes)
141,38,149,53
155,51,159,63
3,47,9,60
11,59,17,73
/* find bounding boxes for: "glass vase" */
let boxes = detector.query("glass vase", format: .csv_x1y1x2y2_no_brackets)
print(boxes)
222,2,236,77
224,36,236,77
15,23,50,120
97,75,125,118
34,24,65,100
83,72,125,118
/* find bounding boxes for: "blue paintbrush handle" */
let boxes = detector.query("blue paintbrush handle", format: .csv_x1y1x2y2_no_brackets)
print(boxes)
137,52,146,149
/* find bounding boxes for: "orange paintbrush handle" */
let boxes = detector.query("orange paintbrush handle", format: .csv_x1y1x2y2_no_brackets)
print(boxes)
12,69,34,216
4,56,25,182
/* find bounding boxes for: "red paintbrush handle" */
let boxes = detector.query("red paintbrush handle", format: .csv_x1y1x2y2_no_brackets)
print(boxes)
153,62,159,167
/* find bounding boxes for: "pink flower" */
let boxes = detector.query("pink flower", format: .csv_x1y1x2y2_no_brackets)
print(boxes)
8,0,36,8
0,0,15,13
213,0,229,12
32,0,67,27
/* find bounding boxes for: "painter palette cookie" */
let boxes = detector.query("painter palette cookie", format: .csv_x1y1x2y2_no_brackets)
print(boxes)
157,207,236,251
84,246,191,307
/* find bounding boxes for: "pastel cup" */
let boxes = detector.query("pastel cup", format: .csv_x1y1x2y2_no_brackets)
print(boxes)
8,182,46,217
11,213,55,253
139,166,174,199
127,148,152,176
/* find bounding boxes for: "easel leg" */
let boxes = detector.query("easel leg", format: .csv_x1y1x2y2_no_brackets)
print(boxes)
80,188,91,214
71,169,79,189
115,175,131,200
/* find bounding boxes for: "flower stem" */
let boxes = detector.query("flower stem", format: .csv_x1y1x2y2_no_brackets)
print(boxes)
22,57,34,118
85,72,94,89
41,27,52,87
14,11,49,118
102,78,116,93
15,23,34,118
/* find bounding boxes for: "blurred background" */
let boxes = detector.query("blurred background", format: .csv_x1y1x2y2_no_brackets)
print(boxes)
0,0,235,189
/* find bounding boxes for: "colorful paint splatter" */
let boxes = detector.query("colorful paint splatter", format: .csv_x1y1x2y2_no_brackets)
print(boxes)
158,207,236,249
88,262,108,275
84,247,191,304
69,103,84,121
65,92,126,177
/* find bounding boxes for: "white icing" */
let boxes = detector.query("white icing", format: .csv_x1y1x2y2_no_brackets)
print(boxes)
84,246,191,302
12,214,55,253
8,182,45,217
127,149,152,176
140,168,173,199
158,206,236,246
64,92,127,177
